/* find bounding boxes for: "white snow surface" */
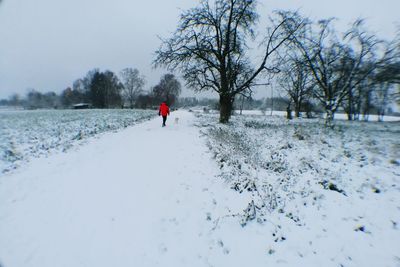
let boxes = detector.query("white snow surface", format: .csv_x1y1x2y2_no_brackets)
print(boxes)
0,110,399,267
0,109,156,175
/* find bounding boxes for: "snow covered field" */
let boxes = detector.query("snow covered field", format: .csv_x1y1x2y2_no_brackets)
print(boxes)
0,110,399,267
0,109,156,175
197,111,400,266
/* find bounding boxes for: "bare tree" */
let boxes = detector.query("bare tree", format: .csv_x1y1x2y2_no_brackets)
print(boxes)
90,70,123,108
71,68,98,104
351,75,375,121
374,82,394,121
120,68,145,108
278,58,313,118
152,74,181,106
375,32,400,105
8,93,22,107
154,0,303,123
342,21,383,121
283,16,380,125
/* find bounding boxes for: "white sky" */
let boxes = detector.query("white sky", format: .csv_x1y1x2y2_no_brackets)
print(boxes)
0,0,398,99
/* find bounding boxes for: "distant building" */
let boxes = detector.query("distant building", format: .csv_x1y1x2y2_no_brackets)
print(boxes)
73,103,91,109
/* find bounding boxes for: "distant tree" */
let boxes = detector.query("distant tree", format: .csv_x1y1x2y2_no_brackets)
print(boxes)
176,97,199,108
375,29,400,85
42,91,59,108
342,22,384,121
0,99,8,106
8,93,22,107
235,89,253,115
341,62,377,120
154,0,303,123
263,97,291,112
376,62,400,85
151,74,181,106
374,82,394,121
277,58,313,118
351,75,375,121
120,68,145,108
382,64,400,106
72,79,89,103
282,16,380,125
24,90,59,109
375,30,400,106
71,68,98,104
136,93,154,109
61,87,74,107
90,70,123,108
26,89,43,109
61,84,88,107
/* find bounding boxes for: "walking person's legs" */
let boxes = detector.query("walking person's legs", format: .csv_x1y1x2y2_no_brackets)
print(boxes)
162,116,167,126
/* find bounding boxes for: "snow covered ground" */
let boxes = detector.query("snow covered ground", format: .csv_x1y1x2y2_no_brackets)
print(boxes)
0,110,399,267
196,111,400,266
0,109,156,175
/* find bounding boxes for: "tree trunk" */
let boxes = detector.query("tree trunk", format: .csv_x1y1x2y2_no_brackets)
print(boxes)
378,110,384,122
325,109,335,127
219,94,234,123
347,112,353,121
295,105,300,118
287,104,292,120
240,95,245,115
347,91,354,121
362,90,371,121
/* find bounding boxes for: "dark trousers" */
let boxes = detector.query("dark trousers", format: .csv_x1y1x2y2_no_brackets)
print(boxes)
162,116,167,126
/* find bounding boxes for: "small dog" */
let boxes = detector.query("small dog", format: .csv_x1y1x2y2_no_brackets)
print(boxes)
174,117,179,124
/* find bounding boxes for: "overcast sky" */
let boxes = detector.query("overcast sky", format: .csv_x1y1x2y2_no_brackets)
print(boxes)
0,0,399,99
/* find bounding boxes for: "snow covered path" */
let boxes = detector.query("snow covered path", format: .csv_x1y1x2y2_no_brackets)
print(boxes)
0,111,240,267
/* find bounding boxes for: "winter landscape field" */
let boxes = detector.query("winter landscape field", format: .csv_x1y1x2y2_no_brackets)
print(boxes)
0,109,399,267
1,0,399,265
0,109,156,175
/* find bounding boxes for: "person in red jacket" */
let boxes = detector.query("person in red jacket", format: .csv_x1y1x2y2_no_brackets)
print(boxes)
158,102,170,127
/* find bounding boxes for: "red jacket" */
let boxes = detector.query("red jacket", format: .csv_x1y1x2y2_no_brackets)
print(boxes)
159,103,170,116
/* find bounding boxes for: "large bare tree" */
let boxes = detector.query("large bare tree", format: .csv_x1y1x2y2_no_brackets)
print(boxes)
154,0,303,123
120,68,145,108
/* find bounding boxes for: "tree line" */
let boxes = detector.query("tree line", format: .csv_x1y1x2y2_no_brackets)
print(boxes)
277,15,400,123
0,69,182,109
1,0,398,123
154,0,400,124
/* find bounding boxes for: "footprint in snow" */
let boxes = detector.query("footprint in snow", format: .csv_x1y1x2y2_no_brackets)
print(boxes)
158,243,168,254
217,240,230,255
169,218,179,226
